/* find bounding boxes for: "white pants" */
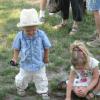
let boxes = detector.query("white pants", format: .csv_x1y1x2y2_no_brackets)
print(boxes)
15,67,48,94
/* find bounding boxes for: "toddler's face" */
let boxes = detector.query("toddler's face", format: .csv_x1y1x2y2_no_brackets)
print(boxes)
23,26,36,36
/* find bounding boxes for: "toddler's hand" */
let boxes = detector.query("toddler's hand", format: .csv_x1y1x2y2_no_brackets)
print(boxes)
77,87,88,97
44,57,49,64
74,86,87,97
10,60,18,66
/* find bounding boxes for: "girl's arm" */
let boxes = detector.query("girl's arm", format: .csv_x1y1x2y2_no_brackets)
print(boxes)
65,70,75,99
12,49,20,63
87,67,99,92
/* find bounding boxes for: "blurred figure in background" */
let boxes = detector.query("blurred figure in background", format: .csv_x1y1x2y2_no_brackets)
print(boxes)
87,0,100,47
39,0,47,22
53,0,84,35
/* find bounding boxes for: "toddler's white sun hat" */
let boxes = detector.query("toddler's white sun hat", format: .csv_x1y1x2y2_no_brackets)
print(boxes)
17,8,42,27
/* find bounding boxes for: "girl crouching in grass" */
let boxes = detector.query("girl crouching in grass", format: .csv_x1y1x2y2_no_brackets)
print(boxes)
65,40,100,100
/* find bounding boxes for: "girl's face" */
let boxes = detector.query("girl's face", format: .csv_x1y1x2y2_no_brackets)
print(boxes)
23,26,36,36
72,47,87,68
73,47,85,58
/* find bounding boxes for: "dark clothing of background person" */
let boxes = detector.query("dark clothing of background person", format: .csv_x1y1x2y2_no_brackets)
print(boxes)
61,0,83,21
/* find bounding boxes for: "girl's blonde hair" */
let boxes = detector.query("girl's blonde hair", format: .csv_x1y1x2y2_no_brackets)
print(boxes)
70,40,92,68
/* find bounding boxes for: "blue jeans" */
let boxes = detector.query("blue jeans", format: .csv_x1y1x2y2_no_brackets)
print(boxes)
86,0,100,11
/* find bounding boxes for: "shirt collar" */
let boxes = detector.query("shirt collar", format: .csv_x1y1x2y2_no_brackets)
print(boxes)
22,30,38,40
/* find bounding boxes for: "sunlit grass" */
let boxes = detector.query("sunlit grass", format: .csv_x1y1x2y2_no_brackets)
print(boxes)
0,0,100,100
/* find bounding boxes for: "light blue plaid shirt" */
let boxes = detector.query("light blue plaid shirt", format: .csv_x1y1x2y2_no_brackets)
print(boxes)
12,29,51,72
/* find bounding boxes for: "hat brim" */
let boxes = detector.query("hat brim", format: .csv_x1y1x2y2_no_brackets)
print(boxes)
17,22,43,27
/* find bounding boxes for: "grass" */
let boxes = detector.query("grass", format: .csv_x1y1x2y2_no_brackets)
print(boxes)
0,0,100,100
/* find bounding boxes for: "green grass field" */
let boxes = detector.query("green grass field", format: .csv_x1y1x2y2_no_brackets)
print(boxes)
0,0,100,100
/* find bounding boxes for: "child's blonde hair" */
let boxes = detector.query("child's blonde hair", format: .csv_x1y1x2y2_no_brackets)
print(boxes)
70,40,92,68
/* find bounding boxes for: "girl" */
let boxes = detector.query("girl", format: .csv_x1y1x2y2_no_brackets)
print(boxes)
65,40,100,100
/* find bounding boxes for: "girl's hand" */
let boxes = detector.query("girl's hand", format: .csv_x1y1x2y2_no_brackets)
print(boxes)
74,87,81,96
74,87,88,97
79,87,88,97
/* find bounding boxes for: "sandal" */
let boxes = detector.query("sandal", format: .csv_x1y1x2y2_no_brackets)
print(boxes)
89,31,99,41
69,26,78,35
53,23,66,30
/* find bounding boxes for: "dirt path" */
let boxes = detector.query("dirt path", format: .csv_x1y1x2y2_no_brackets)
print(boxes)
4,68,67,100
5,94,65,100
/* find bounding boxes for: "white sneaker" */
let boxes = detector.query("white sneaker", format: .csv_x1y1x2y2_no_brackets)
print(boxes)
41,93,50,100
17,89,26,96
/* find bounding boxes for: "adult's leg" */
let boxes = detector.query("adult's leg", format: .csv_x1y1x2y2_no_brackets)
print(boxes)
69,0,83,35
61,0,70,21
39,0,47,22
53,0,70,29
71,0,83,22
87,11,100,47
83,0,86,14
94,11,100,38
